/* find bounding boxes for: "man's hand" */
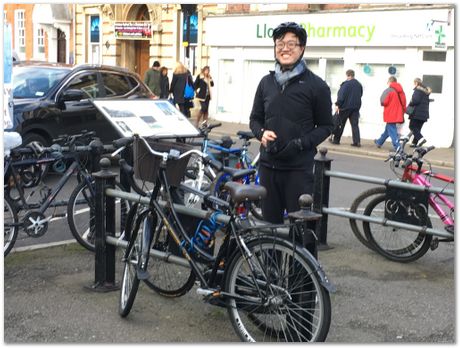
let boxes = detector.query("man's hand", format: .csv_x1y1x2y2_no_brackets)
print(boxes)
261,130,277,147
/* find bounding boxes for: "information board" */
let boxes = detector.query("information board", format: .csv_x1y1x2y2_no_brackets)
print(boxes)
92,99,200,138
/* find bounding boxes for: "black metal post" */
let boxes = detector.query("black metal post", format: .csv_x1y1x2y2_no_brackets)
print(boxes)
85,157,119,292
313,147,333,250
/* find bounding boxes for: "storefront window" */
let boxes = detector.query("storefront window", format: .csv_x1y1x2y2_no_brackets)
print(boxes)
422,75,443,93
89,15,100,64
325,59,344,102
15,10,25,57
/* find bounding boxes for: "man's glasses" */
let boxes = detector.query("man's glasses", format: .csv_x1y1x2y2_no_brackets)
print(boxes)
275,41,301,50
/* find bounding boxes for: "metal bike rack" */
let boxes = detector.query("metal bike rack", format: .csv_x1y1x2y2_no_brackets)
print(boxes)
88,157,325,292
312,147,455,248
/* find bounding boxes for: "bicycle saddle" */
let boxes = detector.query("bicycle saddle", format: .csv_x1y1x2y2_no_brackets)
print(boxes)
236,130,255,140
222,167,256,181
223,181,266,205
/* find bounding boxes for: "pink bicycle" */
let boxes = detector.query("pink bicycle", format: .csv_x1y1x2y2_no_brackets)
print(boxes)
362,141,454,262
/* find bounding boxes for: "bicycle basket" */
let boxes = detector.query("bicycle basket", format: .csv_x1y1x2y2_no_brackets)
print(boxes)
133,138,193,186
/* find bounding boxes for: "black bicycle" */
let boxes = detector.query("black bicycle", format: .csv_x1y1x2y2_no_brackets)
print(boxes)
117,135,333,342
3,132,129,255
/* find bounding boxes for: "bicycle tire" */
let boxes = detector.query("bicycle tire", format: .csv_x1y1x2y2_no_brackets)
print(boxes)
67,180,130,252
362,194,433,263
4,195,19,256
119,222,142,317
225,236,331,342
143,211,196,297
349,187,386,250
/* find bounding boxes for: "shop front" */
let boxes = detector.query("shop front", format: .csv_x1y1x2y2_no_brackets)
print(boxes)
205,6,454,147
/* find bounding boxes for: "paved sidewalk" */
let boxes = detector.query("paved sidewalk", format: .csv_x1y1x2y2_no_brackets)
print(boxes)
201,118,454,169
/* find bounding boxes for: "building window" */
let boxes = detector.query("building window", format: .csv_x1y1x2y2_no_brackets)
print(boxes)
423,51,447,62
88,15,100,64
36,27,45,54
15,10,25,56
422,75,443,94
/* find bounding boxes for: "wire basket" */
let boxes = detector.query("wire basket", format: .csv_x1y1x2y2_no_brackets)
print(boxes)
133,138,194,186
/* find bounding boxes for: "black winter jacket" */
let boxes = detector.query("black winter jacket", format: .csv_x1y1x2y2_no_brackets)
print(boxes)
249,68,333,171
408,86,431,122
194,74,214,100
160,75,169,99
170,72,193,104
335,78,363,111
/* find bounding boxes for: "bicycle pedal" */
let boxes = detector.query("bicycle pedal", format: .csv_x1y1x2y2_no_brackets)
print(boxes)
430,238,439,251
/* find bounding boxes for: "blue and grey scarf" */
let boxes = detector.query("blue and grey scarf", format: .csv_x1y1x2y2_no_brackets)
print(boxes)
274,59,307,89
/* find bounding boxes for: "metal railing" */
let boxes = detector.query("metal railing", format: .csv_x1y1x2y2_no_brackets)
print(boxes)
311,148,454,248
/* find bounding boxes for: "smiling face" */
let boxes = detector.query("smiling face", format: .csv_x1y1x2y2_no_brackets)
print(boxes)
275,32,304,69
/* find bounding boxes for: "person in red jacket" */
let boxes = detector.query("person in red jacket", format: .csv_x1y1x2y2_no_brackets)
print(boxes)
374,76,406,151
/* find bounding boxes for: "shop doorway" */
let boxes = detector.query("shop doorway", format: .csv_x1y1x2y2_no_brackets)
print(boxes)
57,29,66,63
136,40,150,79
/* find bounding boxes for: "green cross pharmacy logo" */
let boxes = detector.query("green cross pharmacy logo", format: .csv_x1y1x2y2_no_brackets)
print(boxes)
435,25,446,44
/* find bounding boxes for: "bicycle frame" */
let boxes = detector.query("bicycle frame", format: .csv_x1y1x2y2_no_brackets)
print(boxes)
402,166,454,227
6,153,93,215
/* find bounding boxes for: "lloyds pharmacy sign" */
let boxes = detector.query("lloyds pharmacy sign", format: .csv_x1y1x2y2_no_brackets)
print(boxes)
205,8,453,48
256,23,376,43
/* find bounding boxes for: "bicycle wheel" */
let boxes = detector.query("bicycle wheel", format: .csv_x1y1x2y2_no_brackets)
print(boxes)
119,222,142,317
67,180,130,251
4,195,19,256
349,187,386,250
362,194,433,262
225,236,331,342
143,212,196,297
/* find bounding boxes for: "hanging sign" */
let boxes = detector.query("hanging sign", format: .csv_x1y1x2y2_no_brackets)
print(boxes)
114,21,152,40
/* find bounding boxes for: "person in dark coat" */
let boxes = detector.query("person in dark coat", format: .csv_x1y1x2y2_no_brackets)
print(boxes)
159,66,170,99
330,69,363,147
407,77,431,147
194,66,214,126
144,61,161,97
249,22,333,224
170,61,194,118
374,76,407,151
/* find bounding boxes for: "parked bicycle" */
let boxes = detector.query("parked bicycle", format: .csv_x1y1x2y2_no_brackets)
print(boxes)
3,131,128,255
350,134,454,262
117,134,333,342
185,122,262,219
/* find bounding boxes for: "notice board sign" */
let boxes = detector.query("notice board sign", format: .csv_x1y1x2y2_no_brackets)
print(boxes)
114,21,152,40
92,99,200,138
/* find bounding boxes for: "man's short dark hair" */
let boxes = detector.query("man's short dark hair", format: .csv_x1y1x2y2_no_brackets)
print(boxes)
153,61,160,68
346,69,355,78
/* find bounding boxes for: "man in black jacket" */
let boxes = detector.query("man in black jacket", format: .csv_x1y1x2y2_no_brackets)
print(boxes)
249,22,334,223
330,69,363,146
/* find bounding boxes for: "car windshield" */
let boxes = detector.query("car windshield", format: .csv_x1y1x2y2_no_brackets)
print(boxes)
13,66,69,99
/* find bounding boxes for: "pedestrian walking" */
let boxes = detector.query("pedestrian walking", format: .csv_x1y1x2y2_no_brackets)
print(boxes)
144,61,161,97
170,61,194,118
159,66,170,99
194,66,214,126
407,77,431,147
330,69,363,147
374,76,406,151
249,22,334,223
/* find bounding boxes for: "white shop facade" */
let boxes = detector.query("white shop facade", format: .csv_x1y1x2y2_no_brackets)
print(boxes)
205,7,455,147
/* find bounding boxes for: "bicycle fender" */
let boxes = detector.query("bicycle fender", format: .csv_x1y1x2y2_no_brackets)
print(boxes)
292,243,336,293
242,235,336,293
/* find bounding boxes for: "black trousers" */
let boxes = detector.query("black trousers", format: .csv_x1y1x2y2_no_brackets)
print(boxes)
409,119,426,144
333,109,361,145
259,165,313,224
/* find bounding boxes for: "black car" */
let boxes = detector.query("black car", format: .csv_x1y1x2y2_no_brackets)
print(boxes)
10,62,154,146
